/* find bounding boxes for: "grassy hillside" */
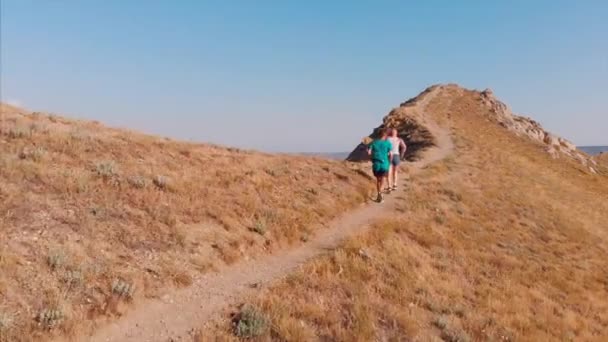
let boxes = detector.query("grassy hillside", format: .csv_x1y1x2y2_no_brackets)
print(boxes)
0,103,371,341
208,87,608,341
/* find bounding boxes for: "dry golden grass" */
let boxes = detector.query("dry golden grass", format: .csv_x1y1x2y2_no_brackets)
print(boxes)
0,103,371,341
207,88,608,341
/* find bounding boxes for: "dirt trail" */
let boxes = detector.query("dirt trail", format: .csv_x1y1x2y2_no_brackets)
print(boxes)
86,95,453,342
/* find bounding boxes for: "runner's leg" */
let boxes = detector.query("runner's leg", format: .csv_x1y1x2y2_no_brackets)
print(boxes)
393,164,398,189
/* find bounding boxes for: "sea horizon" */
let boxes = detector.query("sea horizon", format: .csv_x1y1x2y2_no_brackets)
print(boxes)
299,146,608,160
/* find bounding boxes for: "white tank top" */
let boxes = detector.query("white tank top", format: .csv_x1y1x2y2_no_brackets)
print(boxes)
388,137,401,154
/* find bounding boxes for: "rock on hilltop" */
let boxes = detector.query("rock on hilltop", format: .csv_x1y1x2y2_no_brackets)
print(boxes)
477,89,590,164
346,85,441,162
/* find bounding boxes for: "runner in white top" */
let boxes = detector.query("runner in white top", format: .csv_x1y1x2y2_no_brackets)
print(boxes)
387,128,407,191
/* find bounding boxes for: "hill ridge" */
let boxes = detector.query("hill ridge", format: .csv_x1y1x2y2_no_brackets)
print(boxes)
346,84,599,173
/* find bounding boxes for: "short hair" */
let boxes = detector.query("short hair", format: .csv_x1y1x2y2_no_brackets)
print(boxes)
384,128,392,136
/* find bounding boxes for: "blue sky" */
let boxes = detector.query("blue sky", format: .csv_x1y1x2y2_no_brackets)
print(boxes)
1,1,606,152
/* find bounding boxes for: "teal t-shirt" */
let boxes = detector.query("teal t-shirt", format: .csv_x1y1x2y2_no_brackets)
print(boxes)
369,139,392,171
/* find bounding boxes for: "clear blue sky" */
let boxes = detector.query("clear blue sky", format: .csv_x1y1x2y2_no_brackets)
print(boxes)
1,1,606,152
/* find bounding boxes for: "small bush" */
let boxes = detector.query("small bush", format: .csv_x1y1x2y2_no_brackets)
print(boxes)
441,328,471,342
442,188,463,202
153,175,169,190
252,221,266,235
128,175,148,189
111,279,135,300
264,168,277,177
233,305,268,338
0,312,12,332
18,146,46,161
433,315,449,330
7,126,31,139
300,233,310,242
434,214,447,225
47,251,66,271
63,269,83,292
95,161,118,178
37,307,64,329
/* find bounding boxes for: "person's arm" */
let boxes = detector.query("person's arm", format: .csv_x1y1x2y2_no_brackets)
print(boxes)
400,139,407,158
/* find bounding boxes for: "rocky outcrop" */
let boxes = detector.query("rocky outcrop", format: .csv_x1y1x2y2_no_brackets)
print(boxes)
477,89,596,173
346,86,440,162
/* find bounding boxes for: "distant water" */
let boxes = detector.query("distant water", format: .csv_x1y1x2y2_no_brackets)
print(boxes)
579,146,608,155
298,147,608,160
298,152,349,160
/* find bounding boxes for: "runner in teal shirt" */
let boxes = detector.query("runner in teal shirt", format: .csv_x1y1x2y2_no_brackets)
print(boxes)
367,128,393,203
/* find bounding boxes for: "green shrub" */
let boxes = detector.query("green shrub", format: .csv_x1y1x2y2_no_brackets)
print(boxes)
234,305,268,338
128,175,148,189
47,251,66,271
19,146,46,161
7,126,31,139
95,161,118,178
37,307,64,329
111,279,135,300
252,221,266,235
0,312,12,332
433,315,449,330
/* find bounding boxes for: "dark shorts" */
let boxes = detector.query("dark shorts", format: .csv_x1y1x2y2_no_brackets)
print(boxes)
372,167,388,178
391,155,401,166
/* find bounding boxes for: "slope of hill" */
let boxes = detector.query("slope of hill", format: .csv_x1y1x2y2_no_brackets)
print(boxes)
0,103,372,341
209,85,608,341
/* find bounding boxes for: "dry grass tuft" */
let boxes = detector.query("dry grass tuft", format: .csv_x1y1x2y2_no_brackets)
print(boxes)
152,175,170,190
94,160,118,178
0,312,13,335
232,305,269,338
18,146,46,161
111,279,136,300
36,307,65,330
127,175,148,189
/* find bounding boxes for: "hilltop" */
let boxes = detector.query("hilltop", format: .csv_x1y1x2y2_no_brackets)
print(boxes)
0,103,372,341
207,85,608,341
348,85,599,173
